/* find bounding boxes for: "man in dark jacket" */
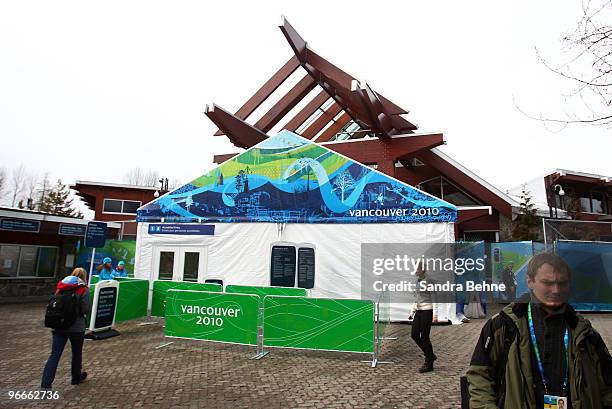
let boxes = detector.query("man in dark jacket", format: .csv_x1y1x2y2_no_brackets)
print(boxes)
41,268,91,388
466,253,612,409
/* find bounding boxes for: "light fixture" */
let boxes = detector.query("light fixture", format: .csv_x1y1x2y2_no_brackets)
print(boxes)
154,190,160,198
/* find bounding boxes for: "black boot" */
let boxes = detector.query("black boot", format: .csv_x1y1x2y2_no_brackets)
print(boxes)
71,371,88,385
418,361,434,373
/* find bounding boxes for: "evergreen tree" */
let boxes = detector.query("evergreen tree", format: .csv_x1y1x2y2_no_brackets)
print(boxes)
511,186,539,241
39,179,83,218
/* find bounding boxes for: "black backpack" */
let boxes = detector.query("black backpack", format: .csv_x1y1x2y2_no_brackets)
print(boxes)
44,286,83,330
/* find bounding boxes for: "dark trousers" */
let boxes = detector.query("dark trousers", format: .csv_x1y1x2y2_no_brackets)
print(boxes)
41,331,84,388
411,309,435,362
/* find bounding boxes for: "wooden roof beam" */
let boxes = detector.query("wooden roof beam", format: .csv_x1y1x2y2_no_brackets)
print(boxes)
301,102,343,139
213,153,239,164
214,56,300,136
253,74,317,133
314,112,352,142
321,133,445,163
281,89,330,132
204,103,268,149
279,17,417,136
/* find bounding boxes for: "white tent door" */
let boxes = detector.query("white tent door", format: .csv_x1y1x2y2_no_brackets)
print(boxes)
153,246,207,282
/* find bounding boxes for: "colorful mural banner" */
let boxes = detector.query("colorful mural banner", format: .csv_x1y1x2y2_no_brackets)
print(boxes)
263,296,374,353
165,290,259,345
77,240,136,277
556,240,612,311
151,281,223,317
137,131,457,224
490,241,535,301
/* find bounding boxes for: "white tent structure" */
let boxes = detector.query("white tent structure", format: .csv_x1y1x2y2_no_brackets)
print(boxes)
135,130,458,321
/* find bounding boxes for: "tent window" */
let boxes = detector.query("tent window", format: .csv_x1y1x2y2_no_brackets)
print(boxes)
183,252,199,282
297,247,315,289
158,251,174,280
270,245,296,287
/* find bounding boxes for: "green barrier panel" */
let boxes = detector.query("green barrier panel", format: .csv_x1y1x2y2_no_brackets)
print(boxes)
151,281,223,317
263,296,375,353
90,275,100,284
225,285,307,300
114,279,148,322
85,279,148,326
165,290,259,345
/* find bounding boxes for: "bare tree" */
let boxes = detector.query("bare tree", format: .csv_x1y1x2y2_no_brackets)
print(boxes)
522,1,612,126
9,165,26,207
169,178,183,189
124,168,160,187
143,170,160,187
0,167,6,205
124,168,145,185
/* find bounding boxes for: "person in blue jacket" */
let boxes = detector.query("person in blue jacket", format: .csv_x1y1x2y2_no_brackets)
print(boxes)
112,261,128,278
96,257,113,280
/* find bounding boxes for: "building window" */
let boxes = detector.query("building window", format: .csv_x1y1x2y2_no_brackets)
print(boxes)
103,199,122,213
0,244,58,278
418,177,481,206
579,191,608,214
103,199,142,215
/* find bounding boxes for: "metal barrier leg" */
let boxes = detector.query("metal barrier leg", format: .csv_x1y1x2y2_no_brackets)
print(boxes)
155,341,174,349
250,303,268,360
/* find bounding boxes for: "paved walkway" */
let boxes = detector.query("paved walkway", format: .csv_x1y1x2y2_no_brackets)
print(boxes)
0,303,610,408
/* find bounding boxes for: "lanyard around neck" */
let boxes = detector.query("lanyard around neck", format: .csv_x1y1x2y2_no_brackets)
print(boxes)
527,303,569,395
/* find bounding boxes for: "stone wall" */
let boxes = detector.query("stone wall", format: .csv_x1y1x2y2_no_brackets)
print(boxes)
0,278,56,303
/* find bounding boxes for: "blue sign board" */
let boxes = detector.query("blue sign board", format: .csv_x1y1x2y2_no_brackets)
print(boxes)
148,224,215,235
58,223,87,236
85,222,107,248
0,218,41,233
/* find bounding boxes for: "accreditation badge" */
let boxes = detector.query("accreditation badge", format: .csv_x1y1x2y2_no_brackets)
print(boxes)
543,394,567,409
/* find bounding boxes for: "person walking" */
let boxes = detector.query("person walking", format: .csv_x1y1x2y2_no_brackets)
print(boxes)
466,253,612,408
41,268,91,389
411,263,437,373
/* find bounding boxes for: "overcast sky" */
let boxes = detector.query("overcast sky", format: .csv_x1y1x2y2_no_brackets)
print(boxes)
1,0,610,214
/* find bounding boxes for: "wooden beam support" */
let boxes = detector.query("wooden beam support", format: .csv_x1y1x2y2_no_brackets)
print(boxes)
300,102,343,140
213,153,239,164
253,74,317,133
321,133,445,163
281,90,330,132
315,112,352,142
214,56,300,136
204,104,268,149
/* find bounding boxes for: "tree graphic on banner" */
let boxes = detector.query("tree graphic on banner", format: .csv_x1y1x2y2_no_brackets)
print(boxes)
333,170,355,201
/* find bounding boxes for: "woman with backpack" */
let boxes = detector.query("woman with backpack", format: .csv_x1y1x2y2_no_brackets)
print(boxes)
41,267,91,389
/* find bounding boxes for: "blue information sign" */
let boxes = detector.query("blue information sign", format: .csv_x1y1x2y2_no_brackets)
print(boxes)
58,223,87,236
0,218,41,233
85,222,107,248
148,224,215,235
